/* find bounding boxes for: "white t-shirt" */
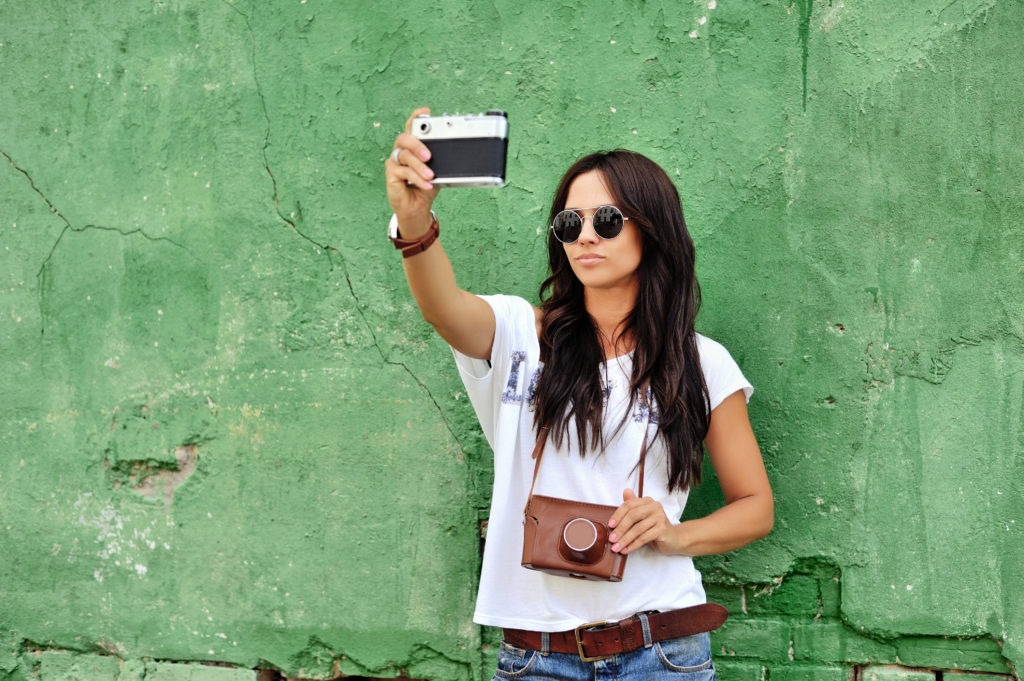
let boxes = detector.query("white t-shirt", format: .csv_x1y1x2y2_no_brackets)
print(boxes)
451,294,753,632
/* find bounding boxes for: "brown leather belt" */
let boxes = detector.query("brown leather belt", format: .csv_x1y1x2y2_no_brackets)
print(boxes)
502,603,728,662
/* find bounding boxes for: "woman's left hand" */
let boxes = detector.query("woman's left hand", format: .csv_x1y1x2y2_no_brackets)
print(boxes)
608,489,678,555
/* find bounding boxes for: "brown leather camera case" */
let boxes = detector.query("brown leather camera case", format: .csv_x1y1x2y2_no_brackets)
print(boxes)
522,494,627,581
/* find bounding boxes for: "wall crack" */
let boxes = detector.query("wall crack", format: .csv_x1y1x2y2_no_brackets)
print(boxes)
218,2,464,456
223,0,334,263
333,248,467,454
3,148,197,338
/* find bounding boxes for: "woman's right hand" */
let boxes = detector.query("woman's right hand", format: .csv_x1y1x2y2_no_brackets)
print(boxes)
385,107,441,236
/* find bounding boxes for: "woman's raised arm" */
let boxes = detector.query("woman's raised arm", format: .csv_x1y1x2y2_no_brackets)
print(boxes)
385,107,496,360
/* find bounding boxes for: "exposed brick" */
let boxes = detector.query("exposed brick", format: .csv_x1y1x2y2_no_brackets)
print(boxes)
704,583,746,614
746,576,820,617
792,621,896,664
895,636,1011,673
711,617,791,661
860,664,936,681
145,662,256,681
943,673,1016,680
766,663,853,681
39,652,120,681
713,658,766,681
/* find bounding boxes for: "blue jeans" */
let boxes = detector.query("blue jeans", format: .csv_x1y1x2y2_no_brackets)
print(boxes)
492,631,715,681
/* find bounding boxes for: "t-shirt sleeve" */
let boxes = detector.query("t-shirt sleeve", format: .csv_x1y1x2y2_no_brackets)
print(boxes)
697,334,754,412
450,294,536,448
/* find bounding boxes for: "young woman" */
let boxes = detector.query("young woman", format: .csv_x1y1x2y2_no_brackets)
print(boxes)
385,107,773,680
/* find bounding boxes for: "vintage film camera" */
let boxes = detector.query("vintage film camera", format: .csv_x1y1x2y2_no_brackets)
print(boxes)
411,110,508,187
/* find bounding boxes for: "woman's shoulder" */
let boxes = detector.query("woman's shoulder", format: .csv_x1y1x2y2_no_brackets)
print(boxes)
694,332,743,374
475,293,542,346
695,332,730,357
477,293,540,323
694,331,753,404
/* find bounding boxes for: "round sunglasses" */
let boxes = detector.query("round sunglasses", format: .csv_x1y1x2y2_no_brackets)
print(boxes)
550,205,630,244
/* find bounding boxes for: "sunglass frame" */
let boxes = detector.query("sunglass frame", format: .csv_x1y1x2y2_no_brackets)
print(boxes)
550,205,630,244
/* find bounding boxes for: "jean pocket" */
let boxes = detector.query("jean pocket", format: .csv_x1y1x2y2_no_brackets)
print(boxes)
493,641,539,679
654,632,714,674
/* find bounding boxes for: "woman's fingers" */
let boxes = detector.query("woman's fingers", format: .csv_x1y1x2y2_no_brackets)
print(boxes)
388,133,434,182
610,512,656,553
609,493,673,554
608,488,638,529
388,159,434,192
404,106,431,133
385,114,439,218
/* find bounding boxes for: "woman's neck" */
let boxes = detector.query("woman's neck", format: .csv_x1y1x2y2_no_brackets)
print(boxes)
585,285,637,359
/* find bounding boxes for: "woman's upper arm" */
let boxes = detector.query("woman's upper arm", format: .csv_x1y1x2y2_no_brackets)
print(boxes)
436,290,498,360
703,390,773,509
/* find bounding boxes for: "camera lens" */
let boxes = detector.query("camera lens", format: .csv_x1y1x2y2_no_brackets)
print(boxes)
418,121,431,134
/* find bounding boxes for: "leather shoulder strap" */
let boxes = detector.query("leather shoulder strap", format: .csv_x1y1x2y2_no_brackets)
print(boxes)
523,424,650,514
523,428,549,514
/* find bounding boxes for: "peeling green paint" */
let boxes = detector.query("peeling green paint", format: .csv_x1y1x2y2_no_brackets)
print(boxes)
1,1,1021,680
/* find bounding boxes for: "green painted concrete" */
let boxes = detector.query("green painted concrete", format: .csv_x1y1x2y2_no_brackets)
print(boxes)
1,1,1021,680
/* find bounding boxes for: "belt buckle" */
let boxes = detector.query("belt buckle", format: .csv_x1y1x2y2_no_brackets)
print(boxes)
574,620,612,662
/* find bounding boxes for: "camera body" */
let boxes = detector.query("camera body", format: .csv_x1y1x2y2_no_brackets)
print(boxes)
411,110,508,187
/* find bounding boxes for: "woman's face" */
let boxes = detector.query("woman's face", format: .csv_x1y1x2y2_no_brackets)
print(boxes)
561,170,644,297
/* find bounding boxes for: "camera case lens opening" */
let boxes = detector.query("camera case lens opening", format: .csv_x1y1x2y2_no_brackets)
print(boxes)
559,517,607,565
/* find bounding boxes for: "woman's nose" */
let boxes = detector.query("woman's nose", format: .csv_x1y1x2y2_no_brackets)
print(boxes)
576,215,601,243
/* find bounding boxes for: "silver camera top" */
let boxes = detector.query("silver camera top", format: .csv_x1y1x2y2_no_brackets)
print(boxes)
412,111,508,141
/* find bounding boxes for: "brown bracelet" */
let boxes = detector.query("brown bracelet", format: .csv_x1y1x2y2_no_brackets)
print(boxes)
391,213,440,259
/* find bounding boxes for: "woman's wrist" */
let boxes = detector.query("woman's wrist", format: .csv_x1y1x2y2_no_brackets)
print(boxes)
666,520,695,556
389,211,439,258
391,211,435,240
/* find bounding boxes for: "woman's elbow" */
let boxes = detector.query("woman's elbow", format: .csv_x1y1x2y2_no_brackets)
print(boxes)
757,492,775,539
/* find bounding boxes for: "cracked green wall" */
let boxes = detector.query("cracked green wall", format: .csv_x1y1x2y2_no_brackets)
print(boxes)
1,1,1021,680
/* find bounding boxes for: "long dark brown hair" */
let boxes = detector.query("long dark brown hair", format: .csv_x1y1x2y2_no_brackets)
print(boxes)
533,150,710,492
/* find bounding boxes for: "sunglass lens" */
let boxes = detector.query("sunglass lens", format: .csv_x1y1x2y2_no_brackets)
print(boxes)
552,210,583,243
593,205,624,239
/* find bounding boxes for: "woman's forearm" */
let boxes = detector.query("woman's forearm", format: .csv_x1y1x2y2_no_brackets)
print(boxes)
669,492,774,556
400,231,494,359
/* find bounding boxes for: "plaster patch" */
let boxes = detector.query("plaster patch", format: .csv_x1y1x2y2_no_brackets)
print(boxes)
129,445,199,510
72,493,157,581
817,1,844,31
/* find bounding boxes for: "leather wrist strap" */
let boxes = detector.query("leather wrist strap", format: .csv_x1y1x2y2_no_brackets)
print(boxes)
391,213,439,258
502,604,729,661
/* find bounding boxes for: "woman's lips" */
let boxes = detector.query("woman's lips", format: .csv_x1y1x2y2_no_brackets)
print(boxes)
575,253,604,265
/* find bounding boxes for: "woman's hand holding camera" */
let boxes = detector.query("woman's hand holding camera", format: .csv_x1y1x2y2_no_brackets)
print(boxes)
386,107,440,238
608,489,682,556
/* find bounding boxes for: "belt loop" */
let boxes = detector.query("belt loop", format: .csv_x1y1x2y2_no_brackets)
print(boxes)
541,631,550,656
638,612,653,648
